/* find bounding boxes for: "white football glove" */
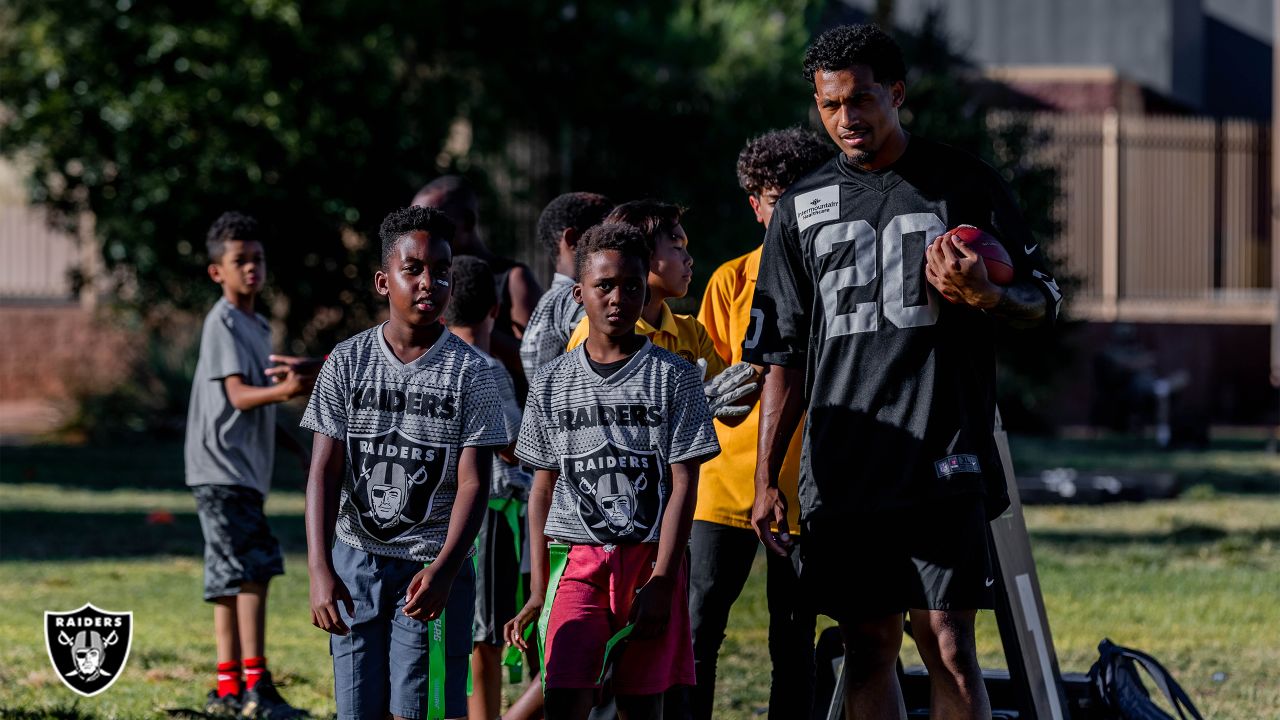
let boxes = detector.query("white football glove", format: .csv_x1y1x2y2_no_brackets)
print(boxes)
700,360,760,418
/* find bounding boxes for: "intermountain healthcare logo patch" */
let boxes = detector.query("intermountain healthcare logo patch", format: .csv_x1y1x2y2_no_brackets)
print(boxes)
348,427,450,542
794,184,840,232
44,603,133,697
561,440,664,544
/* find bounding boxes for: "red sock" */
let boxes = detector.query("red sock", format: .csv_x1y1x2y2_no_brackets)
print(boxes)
243,656,267,691
216,661,241,697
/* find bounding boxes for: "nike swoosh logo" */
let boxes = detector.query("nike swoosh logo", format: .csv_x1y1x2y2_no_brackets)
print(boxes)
985,577,995,587
1024,244,1038,255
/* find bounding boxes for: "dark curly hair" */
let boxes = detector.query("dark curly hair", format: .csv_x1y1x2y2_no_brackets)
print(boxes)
442,255,495,327
574,222,651,280
736,127,835,196
206,211,264,262
536,192,615,253
802,24,905,86
378,206,455,267
604,200,683,255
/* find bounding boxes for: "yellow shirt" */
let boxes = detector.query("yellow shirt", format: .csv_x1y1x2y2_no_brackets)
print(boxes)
565,303,728,380
695,246,803,531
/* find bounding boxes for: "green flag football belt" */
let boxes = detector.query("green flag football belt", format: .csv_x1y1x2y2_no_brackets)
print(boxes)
487,497,530,682
535,542,636,691
425,578,448,720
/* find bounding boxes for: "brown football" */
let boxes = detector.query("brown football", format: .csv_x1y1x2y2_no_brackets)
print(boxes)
951,224,1015,285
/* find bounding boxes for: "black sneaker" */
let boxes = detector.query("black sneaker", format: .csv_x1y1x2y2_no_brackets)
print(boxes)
239,672,307,719
204,690,243,718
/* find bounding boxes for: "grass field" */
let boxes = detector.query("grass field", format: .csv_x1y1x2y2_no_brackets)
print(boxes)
1,438,1277,719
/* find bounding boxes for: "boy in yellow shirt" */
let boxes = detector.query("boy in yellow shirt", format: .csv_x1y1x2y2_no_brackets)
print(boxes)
690,128,833,720
566,200,729,382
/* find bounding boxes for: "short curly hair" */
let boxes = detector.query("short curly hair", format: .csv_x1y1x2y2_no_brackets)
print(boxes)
736,127,835,196
442,255,495,328
574,222,651,281
206,211,264,263
802,24,905,86
536,192,615,254
378,206,455,267
604,200,683,256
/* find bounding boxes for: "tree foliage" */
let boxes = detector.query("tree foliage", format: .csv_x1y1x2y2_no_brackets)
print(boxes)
1,0,819,351
2,0,1068,427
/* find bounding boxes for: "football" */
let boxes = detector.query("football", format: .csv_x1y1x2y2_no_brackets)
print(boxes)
950,224,1015,285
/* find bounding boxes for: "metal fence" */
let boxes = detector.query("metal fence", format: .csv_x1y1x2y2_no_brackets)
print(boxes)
1000,111,1274,323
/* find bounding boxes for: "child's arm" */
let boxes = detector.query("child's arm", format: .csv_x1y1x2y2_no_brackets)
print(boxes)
305,431,353,635
403,446,493,621
504,467,556,651
631,459,700,639
224,369,313,411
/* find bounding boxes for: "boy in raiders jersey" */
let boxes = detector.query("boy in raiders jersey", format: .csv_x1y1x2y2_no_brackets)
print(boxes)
303,206,509,720
442,255,530,720
747,25,1063,720
504,223,719,720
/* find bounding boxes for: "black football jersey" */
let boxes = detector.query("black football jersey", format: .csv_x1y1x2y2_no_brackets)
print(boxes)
744,135,1062,526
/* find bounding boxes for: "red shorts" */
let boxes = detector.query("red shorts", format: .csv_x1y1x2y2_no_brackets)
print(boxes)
542,543,695,695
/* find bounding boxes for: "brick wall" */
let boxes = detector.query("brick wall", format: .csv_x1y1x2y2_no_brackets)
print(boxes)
0,304,136,401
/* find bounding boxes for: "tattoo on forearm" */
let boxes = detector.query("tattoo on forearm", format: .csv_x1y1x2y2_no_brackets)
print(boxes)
988,281,1046,325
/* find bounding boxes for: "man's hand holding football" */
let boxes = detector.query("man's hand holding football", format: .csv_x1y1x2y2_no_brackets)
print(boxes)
924,232,1002,308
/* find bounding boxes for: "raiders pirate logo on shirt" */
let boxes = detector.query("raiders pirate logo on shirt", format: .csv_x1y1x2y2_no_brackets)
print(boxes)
561,440,664,544
44,603,133,697
348,427,450,542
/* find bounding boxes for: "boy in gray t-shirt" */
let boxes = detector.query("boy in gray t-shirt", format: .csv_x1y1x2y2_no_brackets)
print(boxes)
303,206,508,720
442,255,532,720
519,192,614,381
184,211,318,719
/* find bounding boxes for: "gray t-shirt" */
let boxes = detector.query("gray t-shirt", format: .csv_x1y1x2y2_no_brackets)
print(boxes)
301,324,509,562
474,347,532,501
516,341,720,545
184,298,276,496
519,273,585,381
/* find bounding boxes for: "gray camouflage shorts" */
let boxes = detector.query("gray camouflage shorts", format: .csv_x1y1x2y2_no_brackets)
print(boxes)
192,484,284,601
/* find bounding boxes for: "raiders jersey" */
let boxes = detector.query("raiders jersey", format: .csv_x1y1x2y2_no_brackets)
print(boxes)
519,273,585,380
475,347,533,501
516,341,720,546
745,135,1062,524
301,325,508,562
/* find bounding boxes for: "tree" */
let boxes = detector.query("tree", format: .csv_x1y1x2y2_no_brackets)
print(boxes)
2,0,1067,429
1,0,819,349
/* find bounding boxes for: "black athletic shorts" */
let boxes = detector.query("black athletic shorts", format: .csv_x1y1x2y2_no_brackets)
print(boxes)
192,484,284,601
798,495,993,622
472,503,521,645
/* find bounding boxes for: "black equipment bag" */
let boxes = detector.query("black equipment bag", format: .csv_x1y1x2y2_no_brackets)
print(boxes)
1088,639,1204,720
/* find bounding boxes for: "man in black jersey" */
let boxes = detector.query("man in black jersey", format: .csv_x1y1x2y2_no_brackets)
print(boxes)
746,25,1062,720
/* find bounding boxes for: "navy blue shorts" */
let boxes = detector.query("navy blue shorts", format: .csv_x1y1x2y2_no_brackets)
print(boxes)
192,484,284,601
329,540,475,720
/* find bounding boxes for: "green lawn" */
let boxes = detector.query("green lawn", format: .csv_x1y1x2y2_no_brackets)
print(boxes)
1,438,1277,719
